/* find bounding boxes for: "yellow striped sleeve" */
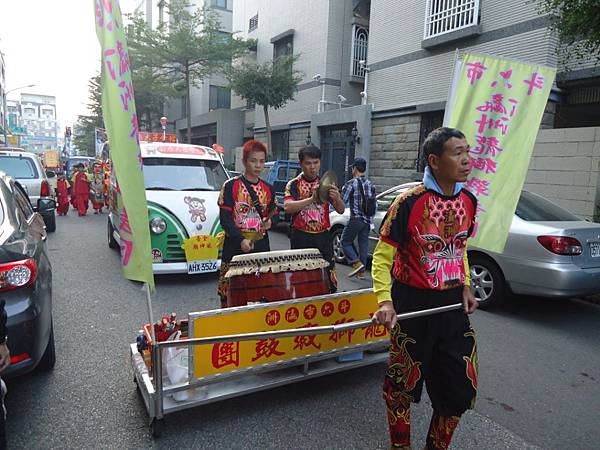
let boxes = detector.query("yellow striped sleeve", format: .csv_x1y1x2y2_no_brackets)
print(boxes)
372,239,396,304
463,245,471,287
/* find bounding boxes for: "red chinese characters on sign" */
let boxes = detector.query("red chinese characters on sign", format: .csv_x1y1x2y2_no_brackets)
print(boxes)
465,177,490,197
364,320,387,339
329,318,356,344
251,339,285,362
285,307,300,323
321,302,334,317
471,135,504,157
524,72,544,96
265,310,281,327
474,114,509,136
293,323,322,351
470,157,497,174
212,342,240,368
475,94,517,117
338,299,351,315
303,304,317,320
491,69,513,89
466,61,486,86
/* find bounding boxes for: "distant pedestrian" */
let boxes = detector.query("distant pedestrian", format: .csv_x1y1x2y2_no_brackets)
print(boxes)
341,157,376,279
72,164,90,216
90,163,105,214
55,173,70,216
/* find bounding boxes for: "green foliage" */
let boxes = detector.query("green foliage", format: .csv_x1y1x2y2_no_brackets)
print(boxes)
538,0,600,65
227,54,303,153
227,55,303,110
126,0,253,141
73,74,103,157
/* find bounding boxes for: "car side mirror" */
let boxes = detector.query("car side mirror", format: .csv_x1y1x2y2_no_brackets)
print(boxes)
46,170,57,178
37,198,56,211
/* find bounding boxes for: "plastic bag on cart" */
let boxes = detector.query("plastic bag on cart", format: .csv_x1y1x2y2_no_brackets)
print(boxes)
163,331,191,402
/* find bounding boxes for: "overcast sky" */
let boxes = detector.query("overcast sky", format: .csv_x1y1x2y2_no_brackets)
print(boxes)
0,0,143,128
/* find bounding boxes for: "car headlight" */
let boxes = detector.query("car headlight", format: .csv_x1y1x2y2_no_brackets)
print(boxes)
150,217,167,234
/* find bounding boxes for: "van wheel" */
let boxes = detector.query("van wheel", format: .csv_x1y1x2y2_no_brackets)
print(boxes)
469,254,505,309
108,219,119,250
331,227,348,264
36,323,56,371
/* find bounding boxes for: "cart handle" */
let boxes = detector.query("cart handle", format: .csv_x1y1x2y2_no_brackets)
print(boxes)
156,303,462,349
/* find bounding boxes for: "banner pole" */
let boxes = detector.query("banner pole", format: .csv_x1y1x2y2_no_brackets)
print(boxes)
443,48,462,126
144,284,157,345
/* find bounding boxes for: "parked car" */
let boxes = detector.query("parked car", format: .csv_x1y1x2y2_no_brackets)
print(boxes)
64,156,96,179
260,160,301,224
330,182,600,308
0,172,55,378
0,148,57,232
108,142,229,274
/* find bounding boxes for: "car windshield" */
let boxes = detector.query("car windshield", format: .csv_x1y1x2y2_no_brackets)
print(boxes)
67,158,93,169
0,156,39,179
377,186,415,211
515,191,581,221
142,157,228,191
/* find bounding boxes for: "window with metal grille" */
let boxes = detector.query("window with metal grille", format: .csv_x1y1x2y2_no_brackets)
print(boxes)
248,14,258,32
423,0,480,39
350,25,368,77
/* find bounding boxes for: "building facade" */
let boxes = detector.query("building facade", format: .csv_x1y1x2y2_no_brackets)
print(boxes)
18,93,59,154
233,0,371,181
230,0,599,220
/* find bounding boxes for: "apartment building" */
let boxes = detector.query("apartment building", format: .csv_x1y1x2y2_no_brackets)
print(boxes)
233,0,371,181
158,0,245,165
18,93,59,153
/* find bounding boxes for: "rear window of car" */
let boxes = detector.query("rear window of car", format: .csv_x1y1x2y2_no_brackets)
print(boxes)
67,158,94,169
515,191,580,221
0,156,39,179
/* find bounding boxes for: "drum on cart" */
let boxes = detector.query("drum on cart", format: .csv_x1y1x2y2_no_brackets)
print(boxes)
225,248,330,307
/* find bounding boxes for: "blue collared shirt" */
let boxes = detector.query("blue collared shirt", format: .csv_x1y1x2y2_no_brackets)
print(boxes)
342,175,376,224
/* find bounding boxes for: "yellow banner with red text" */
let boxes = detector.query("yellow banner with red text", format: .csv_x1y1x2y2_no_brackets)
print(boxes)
191,290,388,379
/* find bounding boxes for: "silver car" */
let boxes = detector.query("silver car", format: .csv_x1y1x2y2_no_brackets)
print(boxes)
330,182,600,308
0,148,57,232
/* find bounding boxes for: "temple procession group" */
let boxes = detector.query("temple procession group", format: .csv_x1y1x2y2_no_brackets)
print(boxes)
55,161,112,217
218,128,479,450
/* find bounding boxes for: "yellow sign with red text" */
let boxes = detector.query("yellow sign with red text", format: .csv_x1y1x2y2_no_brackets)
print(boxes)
182,235,219,261
191,290,387,379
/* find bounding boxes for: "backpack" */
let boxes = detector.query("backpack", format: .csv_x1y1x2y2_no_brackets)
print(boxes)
357,178,376,217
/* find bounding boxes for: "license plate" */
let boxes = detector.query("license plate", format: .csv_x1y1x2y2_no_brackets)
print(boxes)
591,243,600,258
187,260,219,274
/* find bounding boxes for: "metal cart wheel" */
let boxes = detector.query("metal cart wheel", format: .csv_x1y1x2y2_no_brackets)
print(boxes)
150,418,164,438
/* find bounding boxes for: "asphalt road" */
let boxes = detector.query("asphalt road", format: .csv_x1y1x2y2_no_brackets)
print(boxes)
5,212,600,449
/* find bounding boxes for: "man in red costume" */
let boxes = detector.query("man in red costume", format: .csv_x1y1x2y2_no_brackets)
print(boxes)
72,164,91,216
373,127,479,450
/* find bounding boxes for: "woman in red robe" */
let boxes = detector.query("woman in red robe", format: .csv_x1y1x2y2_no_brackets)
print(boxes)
72,164,91,216
56,173,70,216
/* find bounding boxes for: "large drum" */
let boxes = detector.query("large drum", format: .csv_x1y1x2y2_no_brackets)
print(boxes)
225,249,330,307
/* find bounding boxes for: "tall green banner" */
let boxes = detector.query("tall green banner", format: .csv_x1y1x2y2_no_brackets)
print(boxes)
95,0,155,290
445,53,556,253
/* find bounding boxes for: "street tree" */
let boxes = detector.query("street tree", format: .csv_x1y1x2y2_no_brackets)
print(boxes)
539,0,600,65
73,73,103,157
127,0,252,142
226,55,303,155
